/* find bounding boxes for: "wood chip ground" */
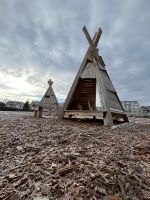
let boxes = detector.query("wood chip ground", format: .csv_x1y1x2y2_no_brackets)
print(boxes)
0,111,150,200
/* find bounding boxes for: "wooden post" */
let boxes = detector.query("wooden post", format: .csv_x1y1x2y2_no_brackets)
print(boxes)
34,110,38,117
123,114,129,122
49,108,51,116
38,106,43,118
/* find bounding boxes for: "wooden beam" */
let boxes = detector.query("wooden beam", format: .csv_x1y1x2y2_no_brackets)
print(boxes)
94,59,113,126
37,106,43,118
34,110,38,117
82,26,105,69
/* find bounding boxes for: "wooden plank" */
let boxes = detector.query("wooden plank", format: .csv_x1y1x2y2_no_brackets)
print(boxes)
80,62,96,78
64,110,104,117
110,108,125,114
94,60,113,126
111,112,129,122
64,109,105,113
100,70,116,92
106,91,124,111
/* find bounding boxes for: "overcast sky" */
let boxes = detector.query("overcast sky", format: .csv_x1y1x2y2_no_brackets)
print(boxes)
0,0,149,105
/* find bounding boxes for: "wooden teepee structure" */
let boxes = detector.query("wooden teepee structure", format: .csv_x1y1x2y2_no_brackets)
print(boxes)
59,26,128,126
35,79,59,117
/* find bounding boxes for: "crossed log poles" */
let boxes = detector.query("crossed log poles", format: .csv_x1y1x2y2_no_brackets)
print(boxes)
82,26,114,126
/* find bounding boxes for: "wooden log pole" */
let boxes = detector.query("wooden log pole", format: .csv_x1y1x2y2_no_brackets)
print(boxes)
34,110,38,117
37,106,43,118
82,26,105,69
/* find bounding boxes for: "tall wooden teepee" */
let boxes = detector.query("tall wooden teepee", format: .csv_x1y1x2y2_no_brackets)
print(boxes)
35,79,59,118
59,26,128,126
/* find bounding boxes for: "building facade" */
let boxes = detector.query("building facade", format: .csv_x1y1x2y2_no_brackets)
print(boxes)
6,101,24,109
121,101,140,116
30,101,40,110
140,106,150,117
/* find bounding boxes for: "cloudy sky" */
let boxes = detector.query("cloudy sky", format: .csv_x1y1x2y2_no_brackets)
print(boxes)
0,0,149,105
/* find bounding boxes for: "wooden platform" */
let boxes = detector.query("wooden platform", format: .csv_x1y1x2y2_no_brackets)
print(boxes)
63,108,128,122
64,109,105,118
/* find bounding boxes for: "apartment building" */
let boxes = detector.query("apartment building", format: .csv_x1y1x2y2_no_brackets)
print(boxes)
121,101,140,116
140,106,150,117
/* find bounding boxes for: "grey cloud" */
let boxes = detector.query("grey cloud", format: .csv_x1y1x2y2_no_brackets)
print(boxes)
0,0,149,105
94,0,150,105
0,83,13,90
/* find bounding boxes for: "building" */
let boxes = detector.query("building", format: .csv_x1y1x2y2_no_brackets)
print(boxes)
30,101,40,110
0,102,5,108
140,106,150,117
121,101,140,116
5,101,24,109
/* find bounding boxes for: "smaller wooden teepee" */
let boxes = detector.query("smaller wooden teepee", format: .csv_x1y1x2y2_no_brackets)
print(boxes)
34,79,59,118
